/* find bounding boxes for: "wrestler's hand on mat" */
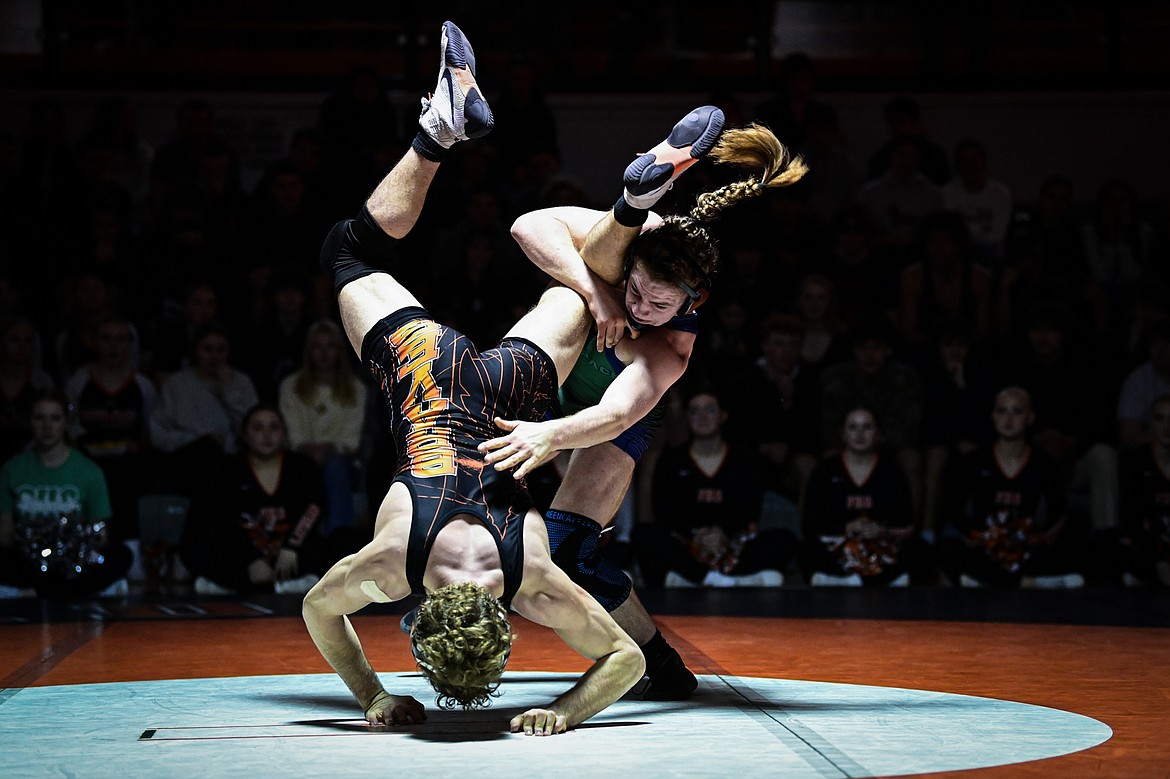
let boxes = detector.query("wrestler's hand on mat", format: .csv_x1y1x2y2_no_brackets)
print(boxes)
510,708,567,736
479,418,556,479
365,691,426,726
588,283,635,352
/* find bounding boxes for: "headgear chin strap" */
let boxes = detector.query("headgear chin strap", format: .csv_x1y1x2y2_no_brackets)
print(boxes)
675,278,711,316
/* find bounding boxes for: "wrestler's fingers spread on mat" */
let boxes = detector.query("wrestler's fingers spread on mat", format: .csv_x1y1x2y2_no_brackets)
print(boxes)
510,709,566,736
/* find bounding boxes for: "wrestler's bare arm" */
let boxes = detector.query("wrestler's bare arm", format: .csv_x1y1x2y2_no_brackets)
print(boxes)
302,547,424,726
509,548,645,734
479,330,691,478
512,206,664,350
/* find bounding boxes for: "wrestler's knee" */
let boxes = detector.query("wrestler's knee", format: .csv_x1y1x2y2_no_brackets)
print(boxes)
545,509,632,612
319,207,398,295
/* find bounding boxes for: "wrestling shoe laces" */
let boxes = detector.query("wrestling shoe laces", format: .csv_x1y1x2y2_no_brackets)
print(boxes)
418,20,495,147
622,105,725,209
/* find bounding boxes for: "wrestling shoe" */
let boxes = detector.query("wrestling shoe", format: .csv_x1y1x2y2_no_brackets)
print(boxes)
622,105,725,209
418,20,494,148
632,646,699,701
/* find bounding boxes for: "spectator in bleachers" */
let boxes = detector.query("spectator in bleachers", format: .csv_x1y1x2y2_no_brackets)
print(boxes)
897,210,993,351
138,182,238,320
858,134,943,266
915,317,996,533
64,195,140,304
692,292,755,382
867,96,951,187
317,64,401,206
792,274,849,375
429,228,524,348
802,406,934,586
63,316,155,541
0,389,131,598
141,279,219,384
285,127,339,223
998,174,1097,339
430,187,522,292
1000,302,1119,533
278,319,367,535
715,236,794,327
1109,281,1170,378
799,103,861,226
819,205,900,330
150,100,234,204
936,386,1085,588
636,388,797,587
942,137,1013,268
149,321,258,497
244,268,313,402
727,314,821,503
0,317,55,464
487,56,559,175
1117,320,1170,449
49,271,119,383
1115,393,1170,586
755,52,834,153
180,404,338,596
86,97,154,217
1080,179,1154,326
244,160,333,280
818,316,924,520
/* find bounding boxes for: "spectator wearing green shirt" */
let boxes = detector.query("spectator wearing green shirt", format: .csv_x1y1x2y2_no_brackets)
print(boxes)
0,389,131,598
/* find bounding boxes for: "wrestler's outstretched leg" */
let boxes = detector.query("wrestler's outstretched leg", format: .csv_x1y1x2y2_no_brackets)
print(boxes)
579,104,726,286
320,20,493,354
546,106,726,701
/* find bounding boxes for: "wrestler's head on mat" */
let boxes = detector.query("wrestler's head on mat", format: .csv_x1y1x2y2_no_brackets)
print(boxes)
410,582,514,709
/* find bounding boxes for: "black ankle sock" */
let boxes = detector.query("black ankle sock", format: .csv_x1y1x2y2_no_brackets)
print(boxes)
614,196,649,228
640,629,673,665
412,131,449,162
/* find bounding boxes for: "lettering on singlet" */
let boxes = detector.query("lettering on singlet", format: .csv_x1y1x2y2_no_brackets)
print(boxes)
394,323,456,478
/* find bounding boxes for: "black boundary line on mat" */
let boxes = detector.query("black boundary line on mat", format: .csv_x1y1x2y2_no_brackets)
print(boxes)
656,621,865,779
0,621,105,705
139,722,376,741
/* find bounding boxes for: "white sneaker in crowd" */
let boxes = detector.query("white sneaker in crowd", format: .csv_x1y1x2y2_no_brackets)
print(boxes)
664,571,699,588
810,572,863,587
194,576,236,596
274,574,320,595
97,578,129,598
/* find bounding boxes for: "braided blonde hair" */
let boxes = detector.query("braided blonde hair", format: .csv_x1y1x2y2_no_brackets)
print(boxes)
691,123,809,223
627,123,808,290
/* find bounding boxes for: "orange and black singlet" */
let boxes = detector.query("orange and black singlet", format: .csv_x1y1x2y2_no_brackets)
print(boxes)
361,307,557,607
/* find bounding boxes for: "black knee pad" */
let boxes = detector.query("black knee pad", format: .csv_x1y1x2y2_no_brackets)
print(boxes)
544,509,632,612
319,206,397,295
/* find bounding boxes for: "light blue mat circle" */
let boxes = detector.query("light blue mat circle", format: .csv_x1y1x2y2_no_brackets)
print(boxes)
0,672,1111,778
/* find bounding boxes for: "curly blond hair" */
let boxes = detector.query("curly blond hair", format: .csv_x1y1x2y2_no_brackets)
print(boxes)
628,123,808,290
411,582,515,709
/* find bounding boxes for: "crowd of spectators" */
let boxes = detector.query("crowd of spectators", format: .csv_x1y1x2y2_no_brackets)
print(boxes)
2,53,1169,597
